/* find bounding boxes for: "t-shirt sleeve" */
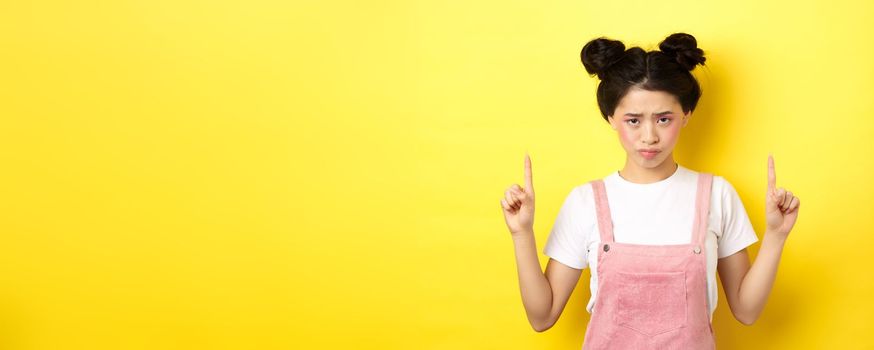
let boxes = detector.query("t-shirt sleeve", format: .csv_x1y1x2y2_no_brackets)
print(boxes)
716,177,760,259
541,185,591,269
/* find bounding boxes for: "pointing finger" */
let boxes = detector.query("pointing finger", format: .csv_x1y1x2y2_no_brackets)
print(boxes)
768,154,776,192
524,153,534,193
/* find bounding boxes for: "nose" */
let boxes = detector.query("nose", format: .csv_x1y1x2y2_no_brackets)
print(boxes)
641,123,658,144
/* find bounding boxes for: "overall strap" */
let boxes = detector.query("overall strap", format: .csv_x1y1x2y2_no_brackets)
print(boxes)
691,173,714,247
590,179,614,243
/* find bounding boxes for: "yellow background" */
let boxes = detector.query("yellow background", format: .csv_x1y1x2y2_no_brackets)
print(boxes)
1,0,872,349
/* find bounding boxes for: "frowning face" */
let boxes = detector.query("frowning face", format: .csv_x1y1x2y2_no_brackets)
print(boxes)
607,87,690,170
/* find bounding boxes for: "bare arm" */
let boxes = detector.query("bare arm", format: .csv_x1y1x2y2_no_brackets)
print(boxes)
501,154,582,332
717,231,786,325
718,155,800,325
512,230,582,332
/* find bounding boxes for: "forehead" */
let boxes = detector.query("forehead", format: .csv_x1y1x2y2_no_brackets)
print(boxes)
616,87,681,112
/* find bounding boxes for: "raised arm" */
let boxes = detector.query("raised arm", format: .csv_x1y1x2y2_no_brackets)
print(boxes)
717,155,800,325
501,154,582,332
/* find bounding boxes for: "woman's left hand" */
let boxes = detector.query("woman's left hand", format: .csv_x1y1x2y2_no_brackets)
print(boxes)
765,154,800,238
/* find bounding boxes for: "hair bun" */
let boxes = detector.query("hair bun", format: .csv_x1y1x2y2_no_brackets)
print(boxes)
658,33,706,71
581,37,626,79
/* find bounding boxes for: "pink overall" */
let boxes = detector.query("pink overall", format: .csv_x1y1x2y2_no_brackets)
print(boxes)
581,173,716,350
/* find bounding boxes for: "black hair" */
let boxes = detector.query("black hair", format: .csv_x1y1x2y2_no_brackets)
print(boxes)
580,33,706,122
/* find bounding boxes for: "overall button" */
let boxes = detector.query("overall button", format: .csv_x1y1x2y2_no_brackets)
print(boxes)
693,246,701,254
604,244,610,252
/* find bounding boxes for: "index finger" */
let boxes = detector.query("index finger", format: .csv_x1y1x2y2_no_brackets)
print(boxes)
768,154,776,191
524,153,534,192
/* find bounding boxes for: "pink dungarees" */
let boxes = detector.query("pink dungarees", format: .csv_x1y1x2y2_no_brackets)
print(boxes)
581,173,716,350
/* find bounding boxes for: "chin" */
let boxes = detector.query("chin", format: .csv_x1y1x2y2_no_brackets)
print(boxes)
635,154,666,168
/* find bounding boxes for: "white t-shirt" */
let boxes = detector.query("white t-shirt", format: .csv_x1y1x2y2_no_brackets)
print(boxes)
542,164,759,321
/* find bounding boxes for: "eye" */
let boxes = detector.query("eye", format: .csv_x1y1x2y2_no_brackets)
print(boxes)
659,117,671,124
625,119,639,126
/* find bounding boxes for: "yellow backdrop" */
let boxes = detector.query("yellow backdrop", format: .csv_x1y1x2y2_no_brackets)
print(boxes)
1,0,872,349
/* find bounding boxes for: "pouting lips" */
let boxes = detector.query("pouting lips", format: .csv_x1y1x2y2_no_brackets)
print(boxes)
639,150,660,159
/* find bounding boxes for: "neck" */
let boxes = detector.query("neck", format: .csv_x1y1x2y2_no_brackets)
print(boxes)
618,154,679,184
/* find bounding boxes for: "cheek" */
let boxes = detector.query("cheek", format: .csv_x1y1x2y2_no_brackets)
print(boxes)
661,124,681,141
617,127,634,145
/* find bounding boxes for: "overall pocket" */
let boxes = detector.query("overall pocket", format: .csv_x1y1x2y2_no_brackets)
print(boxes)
614,271,688,336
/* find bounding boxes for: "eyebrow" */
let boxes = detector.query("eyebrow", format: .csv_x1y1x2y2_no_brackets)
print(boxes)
624,111,674,117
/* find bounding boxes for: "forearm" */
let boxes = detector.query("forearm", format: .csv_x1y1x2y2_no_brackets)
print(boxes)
736,231,787,324
512,230,553,331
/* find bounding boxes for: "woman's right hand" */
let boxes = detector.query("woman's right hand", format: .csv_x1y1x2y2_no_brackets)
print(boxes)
501,154,536,237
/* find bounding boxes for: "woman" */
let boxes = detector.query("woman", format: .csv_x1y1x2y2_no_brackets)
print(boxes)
500,33,800,349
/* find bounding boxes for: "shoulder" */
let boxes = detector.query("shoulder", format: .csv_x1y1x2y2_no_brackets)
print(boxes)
681,167,740,210
562,181,596,208
684,166,734,199
703,173,749,223
709,174,741,202
553,180,603,224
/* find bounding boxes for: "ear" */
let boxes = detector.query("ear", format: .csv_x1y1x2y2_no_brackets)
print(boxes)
682,111,691,127
608,115,617,130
